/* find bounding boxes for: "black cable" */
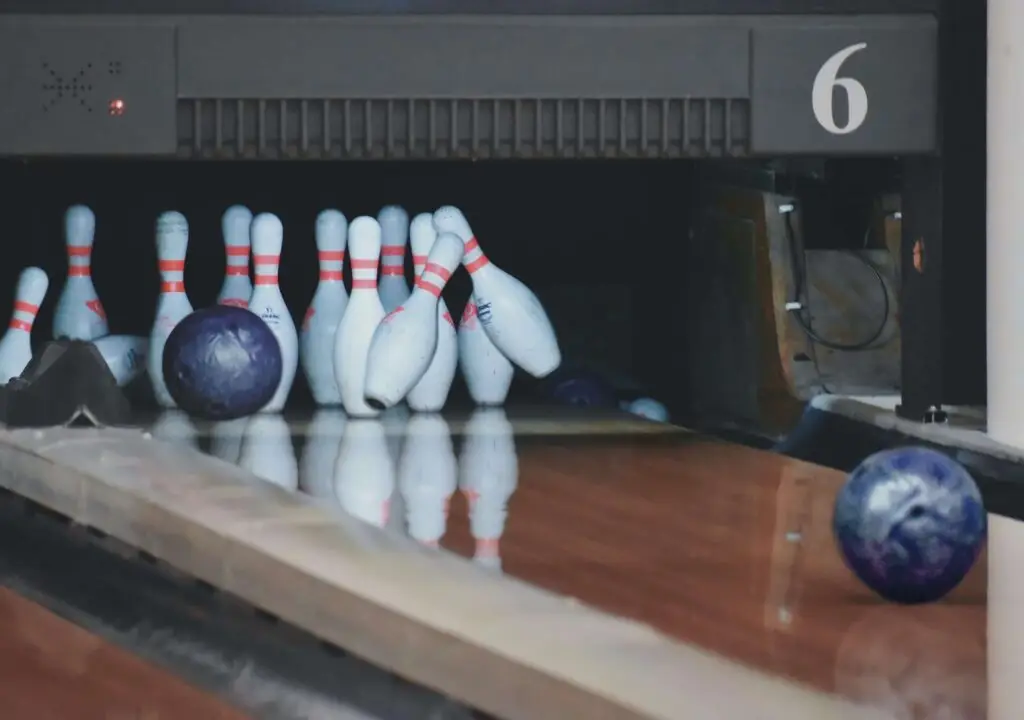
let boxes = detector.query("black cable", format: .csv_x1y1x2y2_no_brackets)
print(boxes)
782,210,891,352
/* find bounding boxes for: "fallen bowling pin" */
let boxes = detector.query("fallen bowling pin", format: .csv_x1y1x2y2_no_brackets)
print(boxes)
92,335,148,386
622,397,670,423
433,205,561,378
406,213,459,413
53,205,108,341
0,267,48,384
363,232,464,410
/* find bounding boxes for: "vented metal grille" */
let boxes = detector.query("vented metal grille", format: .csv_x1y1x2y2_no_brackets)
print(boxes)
177,98,749,160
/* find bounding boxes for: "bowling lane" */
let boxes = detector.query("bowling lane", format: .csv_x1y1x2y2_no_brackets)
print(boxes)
146,406,985,717
0,587,246,719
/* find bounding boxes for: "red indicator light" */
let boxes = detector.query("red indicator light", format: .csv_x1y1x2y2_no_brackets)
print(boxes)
108,98,126,116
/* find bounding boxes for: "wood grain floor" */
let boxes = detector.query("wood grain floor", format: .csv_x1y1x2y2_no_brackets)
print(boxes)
438,433,987,718
0,588,247,720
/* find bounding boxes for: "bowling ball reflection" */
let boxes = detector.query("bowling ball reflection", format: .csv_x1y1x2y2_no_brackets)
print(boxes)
835,604,984,719
163,306,282,420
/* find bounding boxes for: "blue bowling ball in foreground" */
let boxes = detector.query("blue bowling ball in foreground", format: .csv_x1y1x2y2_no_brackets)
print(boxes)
163,306,283,420
833,446,986,604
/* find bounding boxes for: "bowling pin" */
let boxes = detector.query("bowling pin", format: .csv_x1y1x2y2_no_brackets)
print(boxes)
363,232,463,410
300,210,348,406
53,205,108,341
92,335,147,386
209,417,248,465
0,267,48,384
299,409,347,500
399,414,456,547
334,419,395,528
458,300,515,405
248,213,299,413
147,212,193,409
622,397,670,423
459,408,518,572
433,206,561,378
377,205,411,313
406,213,459,413
216,205,253,308
333,216,386,418
239,414,299,491
149,410,199,450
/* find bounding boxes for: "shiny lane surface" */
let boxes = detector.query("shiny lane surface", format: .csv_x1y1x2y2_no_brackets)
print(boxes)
0,587,248,719
149,407,986,718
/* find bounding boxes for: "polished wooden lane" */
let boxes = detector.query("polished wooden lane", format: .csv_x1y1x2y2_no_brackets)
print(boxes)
438,431,986,718
0,410,986,719
0,587,247,719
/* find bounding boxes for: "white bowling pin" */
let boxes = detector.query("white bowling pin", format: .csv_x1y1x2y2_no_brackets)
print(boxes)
53,205,108,341
300,210,348,406
334,419,395,528
377,205,411,313
406,214,459,413
92,335,147,386
248,213,299,413
147,212,193,409
0,267,48,384
239,414,298,491
333,216,386,418
459,408,518,572
399,414,457,547
364,232,463,410
299,409,347,500
149,410,199,450
217,205,253,308
209,417,248,465
458,300,514,405
623,397,670,422
433,206,561,378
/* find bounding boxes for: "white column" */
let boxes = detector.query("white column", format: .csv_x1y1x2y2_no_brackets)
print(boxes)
988,0,1024,447
989,514,1024,720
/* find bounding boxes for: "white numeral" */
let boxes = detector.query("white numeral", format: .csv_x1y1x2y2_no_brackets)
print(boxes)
811,42,869,135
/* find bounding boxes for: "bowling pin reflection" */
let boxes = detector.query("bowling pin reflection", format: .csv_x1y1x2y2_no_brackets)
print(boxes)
398,414,457,548
299,409,347,500
238,414,298,491
149,410,199,450
459,409,518,572
208,418,248,466
381,404,409,536
334,419,395,528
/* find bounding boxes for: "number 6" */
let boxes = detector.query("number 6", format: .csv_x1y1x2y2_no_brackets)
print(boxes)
812,42,868,135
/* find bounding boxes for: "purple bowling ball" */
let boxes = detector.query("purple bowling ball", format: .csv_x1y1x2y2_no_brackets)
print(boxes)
550,369,616,408
833,447,986,604
162,306,283,420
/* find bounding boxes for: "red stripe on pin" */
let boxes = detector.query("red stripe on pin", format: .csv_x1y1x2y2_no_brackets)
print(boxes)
161,281,185,293
352,279,376,289
320,270,343,281
159,260,185,272
464,255,489,273
319,250,345,261
414,277,442,297
381,247,404,257
68,267,91,277
67,247,91,257
381,267,405,276
8,319,31,332
423,262,451,281
350,259,376,269
225,246,248,256
254,274,278,285
253,254,279,265
13,301,38,314
226,266,248,276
